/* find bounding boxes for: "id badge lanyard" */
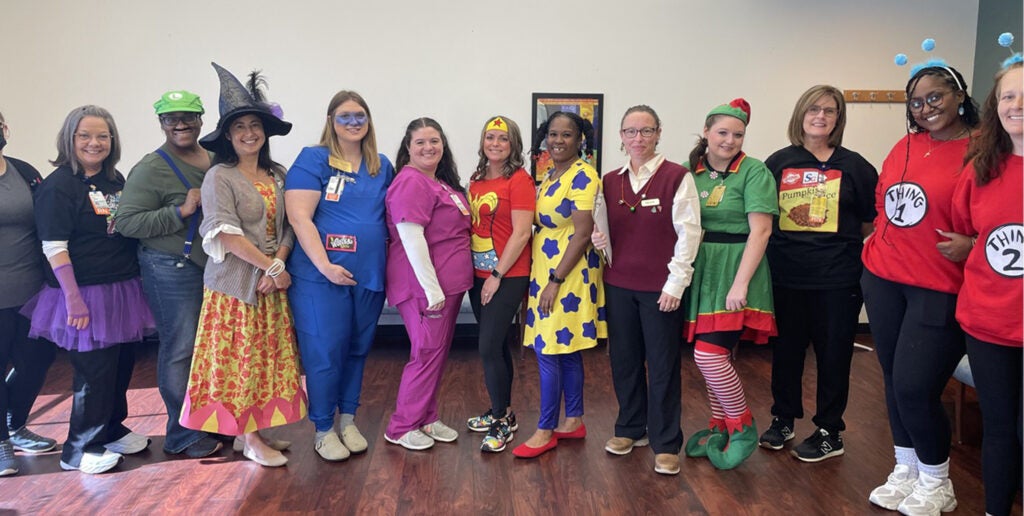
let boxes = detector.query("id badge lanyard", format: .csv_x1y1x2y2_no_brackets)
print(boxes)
155,149,199,261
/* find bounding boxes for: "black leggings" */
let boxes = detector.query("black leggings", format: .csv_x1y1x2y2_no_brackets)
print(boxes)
468,276,528,416
861,269,965,465
0,307,56,441
966,334,1022,516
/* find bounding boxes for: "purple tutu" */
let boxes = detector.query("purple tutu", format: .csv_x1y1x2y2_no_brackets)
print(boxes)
19,278,155,352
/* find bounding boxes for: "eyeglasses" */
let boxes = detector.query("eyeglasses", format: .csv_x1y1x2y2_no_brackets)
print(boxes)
159,113,201,127
908,91,949,112
75,132,112,143
334,112,368,126
621,127,658,138
806,106,839,117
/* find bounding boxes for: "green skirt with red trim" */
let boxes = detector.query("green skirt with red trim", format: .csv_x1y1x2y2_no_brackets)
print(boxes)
683,242,777,344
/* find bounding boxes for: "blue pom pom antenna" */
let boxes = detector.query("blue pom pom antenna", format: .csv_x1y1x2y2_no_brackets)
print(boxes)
997,33,1021,70
894,38,950,77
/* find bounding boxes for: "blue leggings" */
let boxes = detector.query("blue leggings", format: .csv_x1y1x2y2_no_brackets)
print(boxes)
536,350,584,429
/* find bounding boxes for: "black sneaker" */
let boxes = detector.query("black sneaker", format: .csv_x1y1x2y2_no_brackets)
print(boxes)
758,417,794,450
792,427,844,462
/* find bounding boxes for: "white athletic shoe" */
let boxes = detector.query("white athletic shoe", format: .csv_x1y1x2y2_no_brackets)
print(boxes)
897,471,957,515
869,464,917,510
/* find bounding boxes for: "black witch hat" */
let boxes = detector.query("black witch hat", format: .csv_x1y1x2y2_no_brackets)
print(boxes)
199,62,292,155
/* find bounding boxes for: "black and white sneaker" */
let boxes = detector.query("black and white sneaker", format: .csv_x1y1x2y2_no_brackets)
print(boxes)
758,417,794,450
792,427,844,462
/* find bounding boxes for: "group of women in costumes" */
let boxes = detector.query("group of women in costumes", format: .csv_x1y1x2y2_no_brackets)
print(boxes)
0,47,1020,515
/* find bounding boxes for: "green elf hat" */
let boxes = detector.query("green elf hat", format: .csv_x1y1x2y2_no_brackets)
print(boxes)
707,98,751,125
154,90,204,115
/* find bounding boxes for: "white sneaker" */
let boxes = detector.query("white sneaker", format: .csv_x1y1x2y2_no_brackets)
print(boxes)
340,425,368,454
315,432,350,462
384,429,435,451
897,472,957,515
869,464,917,510
420,420,458,443
104,431,150,455
61,450,123,474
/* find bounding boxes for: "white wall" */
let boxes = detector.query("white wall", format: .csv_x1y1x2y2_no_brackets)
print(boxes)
2,0,978,178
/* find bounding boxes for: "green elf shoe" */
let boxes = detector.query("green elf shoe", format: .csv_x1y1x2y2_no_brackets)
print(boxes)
707,412,758,470
684,418,726,458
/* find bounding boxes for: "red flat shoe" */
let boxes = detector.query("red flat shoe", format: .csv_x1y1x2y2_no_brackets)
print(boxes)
512,438,558,458
552,423,587,440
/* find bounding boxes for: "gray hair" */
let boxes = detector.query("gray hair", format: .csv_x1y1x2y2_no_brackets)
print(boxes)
52,105,121,179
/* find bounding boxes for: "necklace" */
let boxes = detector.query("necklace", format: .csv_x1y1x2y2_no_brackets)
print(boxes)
924,128,968,158
618,170,657,213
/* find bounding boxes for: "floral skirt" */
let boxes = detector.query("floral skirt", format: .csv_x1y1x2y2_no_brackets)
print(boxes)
180,288,307,435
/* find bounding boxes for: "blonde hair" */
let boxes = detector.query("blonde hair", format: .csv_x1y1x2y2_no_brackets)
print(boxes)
319,90,381,176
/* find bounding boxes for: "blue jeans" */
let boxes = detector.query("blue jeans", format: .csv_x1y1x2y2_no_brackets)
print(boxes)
138,247,207,453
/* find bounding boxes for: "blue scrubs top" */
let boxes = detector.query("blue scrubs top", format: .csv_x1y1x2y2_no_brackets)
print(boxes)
285,146,395,292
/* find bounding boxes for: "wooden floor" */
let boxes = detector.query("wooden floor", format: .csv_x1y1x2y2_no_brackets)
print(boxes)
1,335,1019,515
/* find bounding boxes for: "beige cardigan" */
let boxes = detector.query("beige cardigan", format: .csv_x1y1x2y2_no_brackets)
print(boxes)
199,163,294,305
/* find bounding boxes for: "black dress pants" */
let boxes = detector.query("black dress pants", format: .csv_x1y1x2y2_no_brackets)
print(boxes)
605,283,684,454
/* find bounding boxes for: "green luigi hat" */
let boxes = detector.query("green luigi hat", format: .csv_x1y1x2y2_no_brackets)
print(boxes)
706,98,751,125
154,90,204,115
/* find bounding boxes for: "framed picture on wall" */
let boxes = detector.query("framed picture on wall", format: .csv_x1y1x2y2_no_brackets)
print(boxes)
530,92,604,180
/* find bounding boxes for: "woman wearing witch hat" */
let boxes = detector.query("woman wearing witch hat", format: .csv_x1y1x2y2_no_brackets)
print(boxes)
179,63,307,468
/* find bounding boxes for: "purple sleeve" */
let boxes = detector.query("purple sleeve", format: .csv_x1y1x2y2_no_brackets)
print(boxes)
386,171,435,226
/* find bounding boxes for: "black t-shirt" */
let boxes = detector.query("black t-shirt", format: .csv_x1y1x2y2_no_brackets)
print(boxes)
765,145,878,289
35,165,139,287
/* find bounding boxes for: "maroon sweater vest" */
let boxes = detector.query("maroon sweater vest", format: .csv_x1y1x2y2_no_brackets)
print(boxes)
603,161,688,292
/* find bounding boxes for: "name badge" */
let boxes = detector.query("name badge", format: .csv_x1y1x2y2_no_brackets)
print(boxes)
640,198,660,207
450,193,469,216
88,191,111,215
325,174,343,202
326,234,357,252
705,185,727,207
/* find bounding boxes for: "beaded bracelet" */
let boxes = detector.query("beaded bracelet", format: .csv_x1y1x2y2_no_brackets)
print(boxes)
266,258,286,278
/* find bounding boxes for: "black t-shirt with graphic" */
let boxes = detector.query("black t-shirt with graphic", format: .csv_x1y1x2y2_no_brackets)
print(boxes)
765,145,877,289
35,165,138,287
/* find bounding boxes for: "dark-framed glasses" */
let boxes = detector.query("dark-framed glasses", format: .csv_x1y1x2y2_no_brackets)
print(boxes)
806,106,839,117
159,113,201,127
908,91,950,112
621,127,657,138
334,112,368,126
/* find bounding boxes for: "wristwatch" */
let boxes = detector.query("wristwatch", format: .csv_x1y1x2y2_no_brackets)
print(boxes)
490,269,503,279
548,272,565,284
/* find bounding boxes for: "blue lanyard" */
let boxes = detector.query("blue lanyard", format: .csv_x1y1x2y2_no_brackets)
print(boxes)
154,149,199,260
